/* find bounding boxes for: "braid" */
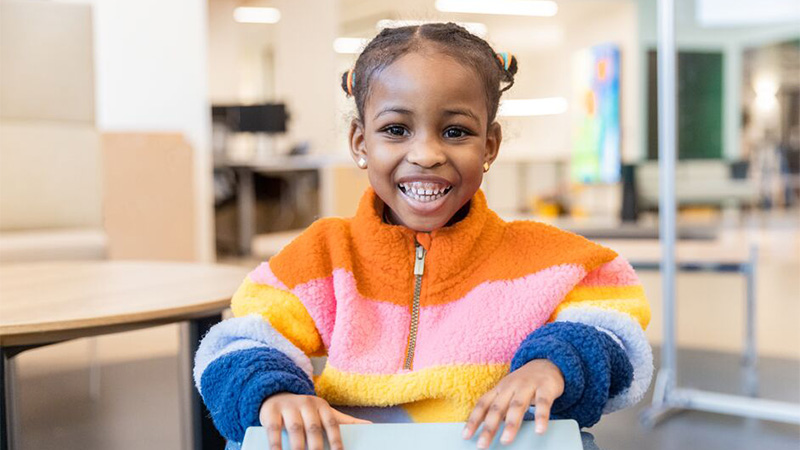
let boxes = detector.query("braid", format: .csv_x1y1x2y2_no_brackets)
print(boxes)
340,22,518,124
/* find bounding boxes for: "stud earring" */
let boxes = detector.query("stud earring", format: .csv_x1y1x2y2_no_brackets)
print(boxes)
357,157,368,169
483,162,490,173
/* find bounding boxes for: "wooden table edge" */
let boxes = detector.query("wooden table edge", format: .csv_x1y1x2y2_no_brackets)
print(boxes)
0,298,231,348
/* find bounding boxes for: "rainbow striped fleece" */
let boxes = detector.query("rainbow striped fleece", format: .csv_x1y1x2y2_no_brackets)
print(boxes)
194,187,653,445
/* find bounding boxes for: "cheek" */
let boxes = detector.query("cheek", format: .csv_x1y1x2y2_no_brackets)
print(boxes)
456,154,486,185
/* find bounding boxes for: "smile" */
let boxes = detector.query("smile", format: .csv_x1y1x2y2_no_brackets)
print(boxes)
397,181,453,203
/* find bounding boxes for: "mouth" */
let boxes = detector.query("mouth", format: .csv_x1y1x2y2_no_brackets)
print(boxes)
397,181,453,203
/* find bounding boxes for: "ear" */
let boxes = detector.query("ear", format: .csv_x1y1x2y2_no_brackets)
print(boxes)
484,121,502,166
349,119,367,165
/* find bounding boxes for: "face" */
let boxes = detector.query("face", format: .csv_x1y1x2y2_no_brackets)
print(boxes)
349,49,502,232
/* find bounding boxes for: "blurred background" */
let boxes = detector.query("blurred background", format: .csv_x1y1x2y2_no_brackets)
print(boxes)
0,0,798,449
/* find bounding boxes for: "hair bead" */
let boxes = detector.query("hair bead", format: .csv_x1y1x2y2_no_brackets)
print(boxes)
496,52,513,71
346,69,355,96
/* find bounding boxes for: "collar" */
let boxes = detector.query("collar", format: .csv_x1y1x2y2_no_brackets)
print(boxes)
350,187,506,295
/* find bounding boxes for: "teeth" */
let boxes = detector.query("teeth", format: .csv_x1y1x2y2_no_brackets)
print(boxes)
398,181,452,202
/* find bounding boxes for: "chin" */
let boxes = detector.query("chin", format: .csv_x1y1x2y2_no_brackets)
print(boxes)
398,214,450,232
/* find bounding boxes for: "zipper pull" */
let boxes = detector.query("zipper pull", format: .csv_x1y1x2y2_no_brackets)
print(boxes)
414,243,426,276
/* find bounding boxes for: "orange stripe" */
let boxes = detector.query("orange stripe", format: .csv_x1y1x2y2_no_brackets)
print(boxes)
269,190,617,307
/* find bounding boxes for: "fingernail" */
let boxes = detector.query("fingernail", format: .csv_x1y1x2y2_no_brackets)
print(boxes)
536,423,545,434
477,436,489,448
462,428,470,439
500,429,511,444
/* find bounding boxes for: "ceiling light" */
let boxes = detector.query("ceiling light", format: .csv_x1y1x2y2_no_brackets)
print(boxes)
233,7,281,24
498,98,568,117
377,20,488,37
334,37,370,54
435,0,558,17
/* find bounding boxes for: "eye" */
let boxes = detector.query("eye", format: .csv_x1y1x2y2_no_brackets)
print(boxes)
383,125,409,137
444,127,471,139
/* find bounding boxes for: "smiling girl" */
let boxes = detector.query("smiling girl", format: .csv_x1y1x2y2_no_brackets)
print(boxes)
195,23,653,450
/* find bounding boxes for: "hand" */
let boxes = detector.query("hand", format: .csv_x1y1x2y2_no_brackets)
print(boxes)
462,359,565,449
259,393,371,450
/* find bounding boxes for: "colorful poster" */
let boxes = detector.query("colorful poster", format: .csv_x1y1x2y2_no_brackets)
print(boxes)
572,44,621,184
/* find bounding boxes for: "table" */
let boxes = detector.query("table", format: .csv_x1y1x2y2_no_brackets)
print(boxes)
595,238,800,425
0,261,250,450
216,155,344,256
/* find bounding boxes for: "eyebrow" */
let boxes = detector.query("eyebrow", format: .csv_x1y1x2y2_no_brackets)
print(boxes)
443,108,480,122
373,106,480,122
374,107,413,121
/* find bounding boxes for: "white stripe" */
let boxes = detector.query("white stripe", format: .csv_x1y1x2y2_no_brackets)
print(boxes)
556,306,654,414
193,314,314,391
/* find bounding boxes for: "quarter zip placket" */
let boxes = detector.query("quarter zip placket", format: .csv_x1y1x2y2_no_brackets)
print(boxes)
403,240,426,370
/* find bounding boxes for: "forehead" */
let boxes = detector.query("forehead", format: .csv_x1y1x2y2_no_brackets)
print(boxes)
365,50,488,120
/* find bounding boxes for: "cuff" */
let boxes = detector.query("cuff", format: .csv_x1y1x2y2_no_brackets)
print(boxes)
510,334,585,413
199,347,315,443
511,321,632,428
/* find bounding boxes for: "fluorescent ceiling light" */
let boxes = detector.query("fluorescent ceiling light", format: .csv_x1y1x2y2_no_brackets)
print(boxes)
498,98,567,117
334,37,370,54
435,0,558,17
377,20,488,37
233,7,281,24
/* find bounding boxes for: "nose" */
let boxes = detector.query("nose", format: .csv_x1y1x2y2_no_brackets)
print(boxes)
406,132,447,168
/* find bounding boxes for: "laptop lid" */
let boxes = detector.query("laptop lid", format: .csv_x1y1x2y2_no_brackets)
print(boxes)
241,419,583,450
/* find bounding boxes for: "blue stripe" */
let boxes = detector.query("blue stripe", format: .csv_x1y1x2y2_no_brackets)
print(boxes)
200,347,315,443
511,321,633,428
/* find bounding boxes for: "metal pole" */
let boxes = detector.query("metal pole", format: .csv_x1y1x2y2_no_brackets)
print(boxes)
656,0,678,405
237,167,255,257
743,244,758,396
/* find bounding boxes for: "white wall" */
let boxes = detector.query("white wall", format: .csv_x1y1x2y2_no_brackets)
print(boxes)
273,0,339,155
61,0,214,261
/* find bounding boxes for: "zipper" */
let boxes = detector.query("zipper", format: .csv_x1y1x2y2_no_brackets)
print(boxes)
403,241,426,370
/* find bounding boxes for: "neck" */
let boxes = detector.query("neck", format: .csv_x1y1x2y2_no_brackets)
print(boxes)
382,201,472,230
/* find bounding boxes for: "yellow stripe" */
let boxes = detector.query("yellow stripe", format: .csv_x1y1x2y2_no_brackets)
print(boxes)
231,277,324,356
550,285,650,328
565,285,646,302
314,364,509,422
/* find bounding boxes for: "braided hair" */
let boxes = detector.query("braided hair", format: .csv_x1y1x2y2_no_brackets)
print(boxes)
341,22,518,126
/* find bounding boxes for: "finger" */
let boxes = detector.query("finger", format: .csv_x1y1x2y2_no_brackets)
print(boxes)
300,406,325,450
533,389,555,434
463,390,497,440
500,389,535,445
319,407,345,450
332,408,372,424
262,406,284,450
282,409,306,450
477,390,515,449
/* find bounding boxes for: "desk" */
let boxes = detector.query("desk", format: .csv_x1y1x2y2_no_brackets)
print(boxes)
594,239,759,392
0,261,249,450
596,238,800,424
218,155,347,256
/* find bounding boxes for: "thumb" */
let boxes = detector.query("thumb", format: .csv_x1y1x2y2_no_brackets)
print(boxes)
332,409,372,425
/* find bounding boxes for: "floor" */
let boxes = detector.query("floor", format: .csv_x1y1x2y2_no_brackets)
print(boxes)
10,208,800,449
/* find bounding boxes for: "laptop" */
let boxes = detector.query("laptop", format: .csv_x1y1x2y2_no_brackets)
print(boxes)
241,419,583,450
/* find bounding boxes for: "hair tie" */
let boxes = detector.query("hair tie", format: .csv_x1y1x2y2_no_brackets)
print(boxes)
496,52,514,71
346,69,356,96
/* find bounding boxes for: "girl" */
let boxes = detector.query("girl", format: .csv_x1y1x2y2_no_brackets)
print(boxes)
195,23,653,450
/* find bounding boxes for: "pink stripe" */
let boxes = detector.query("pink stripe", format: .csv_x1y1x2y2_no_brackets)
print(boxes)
412,264,587,369
291,274,339,349
307,266,587,374
274,264,594,373
311,269,410,373
248,262,289,290
578,256,639,287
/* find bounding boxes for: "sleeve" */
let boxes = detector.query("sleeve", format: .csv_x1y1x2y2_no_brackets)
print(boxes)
193,222,339,443
510,255,653,428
